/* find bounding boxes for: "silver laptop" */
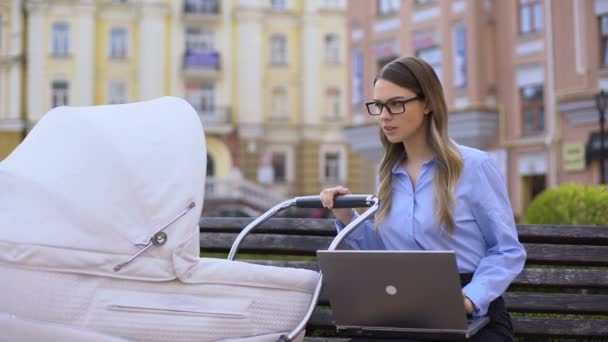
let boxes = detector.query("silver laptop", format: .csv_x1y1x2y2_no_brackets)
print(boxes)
316,250,490,341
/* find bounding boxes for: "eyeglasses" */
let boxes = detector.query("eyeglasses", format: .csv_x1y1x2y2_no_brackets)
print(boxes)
365,96,422,116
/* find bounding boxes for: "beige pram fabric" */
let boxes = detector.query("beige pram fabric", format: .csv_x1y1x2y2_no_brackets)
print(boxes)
0,97,318,341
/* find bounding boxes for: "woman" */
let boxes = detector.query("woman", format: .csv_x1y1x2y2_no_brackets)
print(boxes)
320,56,526,341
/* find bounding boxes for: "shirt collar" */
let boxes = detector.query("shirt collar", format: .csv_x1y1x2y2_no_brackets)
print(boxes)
391,153,436,175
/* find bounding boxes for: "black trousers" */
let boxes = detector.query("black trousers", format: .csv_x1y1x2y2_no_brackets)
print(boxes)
348,274,514,342
460,273,514,342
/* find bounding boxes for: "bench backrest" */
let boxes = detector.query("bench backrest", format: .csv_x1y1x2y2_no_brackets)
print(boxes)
199,217,608,339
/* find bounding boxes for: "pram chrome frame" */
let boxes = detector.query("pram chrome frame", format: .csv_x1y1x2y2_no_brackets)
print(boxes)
226,194,380,342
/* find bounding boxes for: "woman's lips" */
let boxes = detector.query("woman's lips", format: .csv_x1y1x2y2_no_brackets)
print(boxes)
383,126,397,135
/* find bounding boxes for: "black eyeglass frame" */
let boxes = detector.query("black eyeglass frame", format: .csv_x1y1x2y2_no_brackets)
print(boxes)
365,95,423,116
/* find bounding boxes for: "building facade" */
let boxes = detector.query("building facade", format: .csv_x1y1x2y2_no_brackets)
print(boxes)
171,0,237,179
234,0,372,197
24,0,169,129
2,0,365,213
346,0,608,219
0,0,24,160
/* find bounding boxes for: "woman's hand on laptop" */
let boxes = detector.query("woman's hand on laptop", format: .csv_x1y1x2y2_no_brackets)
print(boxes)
462,290,476,314
320,186,355,225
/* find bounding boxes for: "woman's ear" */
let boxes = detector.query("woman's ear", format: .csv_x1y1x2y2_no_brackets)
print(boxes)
423,102,431,115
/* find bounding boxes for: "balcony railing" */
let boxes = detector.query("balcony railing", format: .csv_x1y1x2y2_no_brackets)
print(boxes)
183,50,221,78
197,106,230,125
184,50,220,68
184,0,219,14
205,176,286,212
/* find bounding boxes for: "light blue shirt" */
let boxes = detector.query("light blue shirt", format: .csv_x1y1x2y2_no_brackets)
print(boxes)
336,145,526,317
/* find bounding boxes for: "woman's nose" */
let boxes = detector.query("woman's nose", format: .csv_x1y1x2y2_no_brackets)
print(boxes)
378,106,391,119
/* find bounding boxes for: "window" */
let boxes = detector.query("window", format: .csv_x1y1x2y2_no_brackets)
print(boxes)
0,14,3,52
271,152,287,183
271,87,288,119
320,146,346,183
377,0,400,15
416,46,442,80
185,0,219,13
324,153,341,183
206,153,215,177
600,15,608,67
352,48,364,105
324,34,340,64
326,87,341,119
108,81,127,104
519,0,542,34
270,0,287,10
320,0,342,9
51,81,69,107
270,34,287,65
523,174,546,208
186,27,215,51
521,84,544,135
52,22,70,56
453,23,467,88
109,27,128,59
186,82,215,114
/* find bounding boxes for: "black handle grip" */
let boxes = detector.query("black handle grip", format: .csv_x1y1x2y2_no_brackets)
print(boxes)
295,195,374,209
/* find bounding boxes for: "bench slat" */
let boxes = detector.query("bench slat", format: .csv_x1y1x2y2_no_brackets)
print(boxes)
200,218,608,245
516,225,608,245
308,308,608,337
201,234,608,265
200,233,349,254
311,289,608,314
525,243,608,266
514,268,608,288
504,292,608,314
512,316,608,337
243,260,608,288
200,217,336,235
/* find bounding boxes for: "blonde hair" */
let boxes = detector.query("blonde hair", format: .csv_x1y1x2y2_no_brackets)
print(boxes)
375,56,463,233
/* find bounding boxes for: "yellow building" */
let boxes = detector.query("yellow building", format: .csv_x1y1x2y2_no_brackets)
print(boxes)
0,0,24,160
234,0,370,197
7,0,368,212
24,0,169,129
20,0,234,176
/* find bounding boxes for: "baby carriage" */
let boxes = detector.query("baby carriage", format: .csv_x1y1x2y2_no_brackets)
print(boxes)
0,97,379,341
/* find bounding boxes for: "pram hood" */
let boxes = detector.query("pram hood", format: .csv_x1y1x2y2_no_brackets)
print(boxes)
0,97,206,281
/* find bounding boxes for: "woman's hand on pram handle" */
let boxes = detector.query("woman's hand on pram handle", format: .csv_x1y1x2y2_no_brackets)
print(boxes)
298,194,372,209
319,186,355,224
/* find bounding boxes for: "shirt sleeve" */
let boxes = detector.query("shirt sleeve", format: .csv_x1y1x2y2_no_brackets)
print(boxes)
463,158,527,317
335,210,386,250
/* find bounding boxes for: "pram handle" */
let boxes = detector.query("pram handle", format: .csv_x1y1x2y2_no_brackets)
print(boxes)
226,194,379,342
294,194,374,208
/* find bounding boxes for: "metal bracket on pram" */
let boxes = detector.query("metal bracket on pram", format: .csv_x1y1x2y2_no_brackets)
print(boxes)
113,202,196,272
227,194,380,342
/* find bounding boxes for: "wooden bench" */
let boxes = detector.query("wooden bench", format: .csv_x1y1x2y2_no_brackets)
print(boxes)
199,217,608,341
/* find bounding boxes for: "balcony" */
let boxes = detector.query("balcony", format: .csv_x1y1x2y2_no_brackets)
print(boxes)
183,50,221,79
343,109,499,162
183,0,220,23
197,106,232,134
447,110,499,150
204,176,286,214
